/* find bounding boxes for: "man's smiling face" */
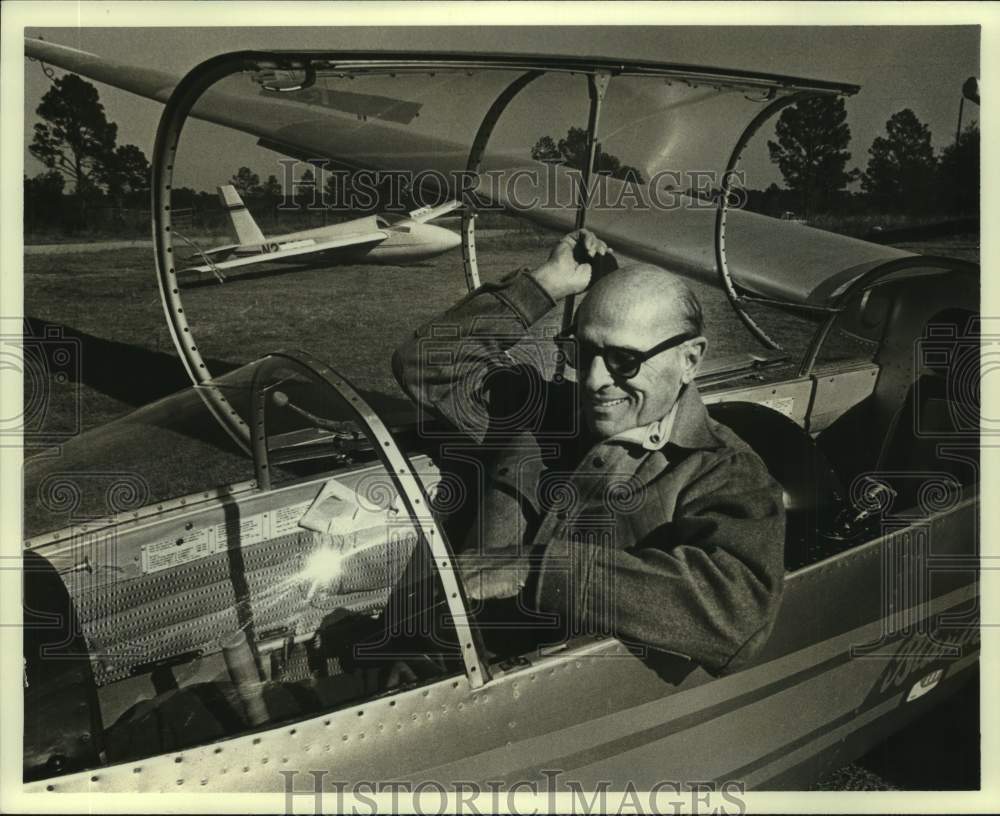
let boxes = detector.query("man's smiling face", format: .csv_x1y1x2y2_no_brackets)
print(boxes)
575,266,706,440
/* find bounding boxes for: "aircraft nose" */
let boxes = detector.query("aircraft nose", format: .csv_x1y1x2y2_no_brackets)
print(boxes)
441,226,462,253
417,223,461,257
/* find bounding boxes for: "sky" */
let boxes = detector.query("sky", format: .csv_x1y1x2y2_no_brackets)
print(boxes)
21,24,981,195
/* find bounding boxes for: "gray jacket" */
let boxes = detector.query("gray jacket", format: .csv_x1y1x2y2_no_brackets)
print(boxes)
393,271,785,674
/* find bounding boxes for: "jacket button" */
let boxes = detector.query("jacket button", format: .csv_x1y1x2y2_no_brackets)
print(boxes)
592,456,606,468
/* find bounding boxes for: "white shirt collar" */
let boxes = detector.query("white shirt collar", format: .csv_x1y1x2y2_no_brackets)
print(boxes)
607,399,679,452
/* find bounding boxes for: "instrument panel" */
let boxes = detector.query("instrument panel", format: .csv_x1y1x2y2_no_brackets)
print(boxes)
36,457,443,687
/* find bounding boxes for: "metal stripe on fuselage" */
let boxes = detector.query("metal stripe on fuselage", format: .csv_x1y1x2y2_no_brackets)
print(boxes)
499,651,857,781
446,583,979,786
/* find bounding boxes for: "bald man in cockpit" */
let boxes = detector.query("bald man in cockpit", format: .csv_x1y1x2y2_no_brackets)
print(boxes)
393,230,785,675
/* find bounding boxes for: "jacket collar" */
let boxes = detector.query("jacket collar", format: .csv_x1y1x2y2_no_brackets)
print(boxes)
608,400,678,451
666,383,724,452
602,382,723,454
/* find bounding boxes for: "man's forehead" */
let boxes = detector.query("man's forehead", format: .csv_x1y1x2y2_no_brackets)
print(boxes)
578,276,686,341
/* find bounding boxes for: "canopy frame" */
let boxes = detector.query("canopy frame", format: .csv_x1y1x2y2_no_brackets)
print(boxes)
151,50,863,446
461,70,542,291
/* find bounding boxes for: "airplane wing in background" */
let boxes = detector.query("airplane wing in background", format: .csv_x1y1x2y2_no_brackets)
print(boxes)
180,231,388,276
201,242,241,259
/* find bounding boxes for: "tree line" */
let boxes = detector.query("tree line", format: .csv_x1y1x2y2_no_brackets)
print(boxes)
530,128,646,184
532,98,977,220
761,96,977,217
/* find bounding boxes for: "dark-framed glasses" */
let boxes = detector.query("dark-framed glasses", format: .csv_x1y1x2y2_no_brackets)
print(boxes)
555,326,697,380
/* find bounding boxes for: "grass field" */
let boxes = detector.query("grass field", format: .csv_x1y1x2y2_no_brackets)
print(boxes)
21,230,980,790
25,228,980,438
23,236,825,437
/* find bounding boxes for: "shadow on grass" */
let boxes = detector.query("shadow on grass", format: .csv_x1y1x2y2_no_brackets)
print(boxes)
24,315,419,431
177,259,441,289
177,261,319,289
25,316,240,408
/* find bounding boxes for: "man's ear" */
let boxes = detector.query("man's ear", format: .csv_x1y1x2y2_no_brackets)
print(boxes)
680,336,708,384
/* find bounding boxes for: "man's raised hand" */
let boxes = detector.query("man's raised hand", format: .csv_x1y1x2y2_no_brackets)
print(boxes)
529,229,612,301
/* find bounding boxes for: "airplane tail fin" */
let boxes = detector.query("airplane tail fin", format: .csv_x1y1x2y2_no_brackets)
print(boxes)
218,185,266,245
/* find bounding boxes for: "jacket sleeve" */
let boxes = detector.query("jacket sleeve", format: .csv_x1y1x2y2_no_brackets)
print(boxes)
391,271,556,443
534,450,786,675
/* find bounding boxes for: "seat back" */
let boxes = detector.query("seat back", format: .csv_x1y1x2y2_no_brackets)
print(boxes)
707,401,848,570
873,372,978,511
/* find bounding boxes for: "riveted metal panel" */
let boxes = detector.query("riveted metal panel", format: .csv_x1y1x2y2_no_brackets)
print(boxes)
703,376,814,427
808,363,880,433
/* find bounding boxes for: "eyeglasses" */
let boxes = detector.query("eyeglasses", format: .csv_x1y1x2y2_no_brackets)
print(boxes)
554,326,697,380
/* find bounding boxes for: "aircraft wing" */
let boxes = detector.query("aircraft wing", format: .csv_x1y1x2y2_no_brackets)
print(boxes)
180,230,387,275
26,38,922,307
202,242,241,259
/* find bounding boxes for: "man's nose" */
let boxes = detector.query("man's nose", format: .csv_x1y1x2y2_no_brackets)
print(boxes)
583,352,614,391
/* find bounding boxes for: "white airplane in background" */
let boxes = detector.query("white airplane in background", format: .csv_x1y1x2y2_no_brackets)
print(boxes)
182,185,462,280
